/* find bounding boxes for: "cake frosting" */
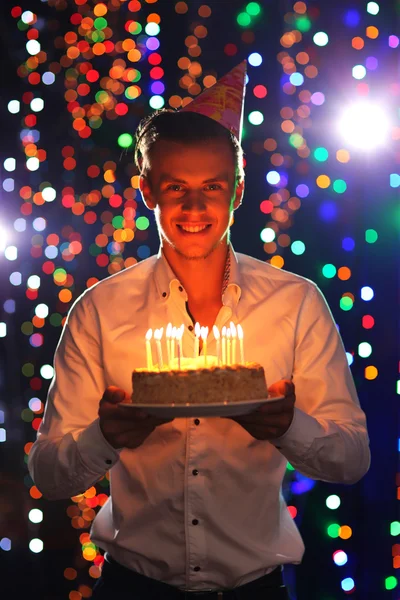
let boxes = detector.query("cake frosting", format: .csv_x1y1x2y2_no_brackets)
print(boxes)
132,356,268,405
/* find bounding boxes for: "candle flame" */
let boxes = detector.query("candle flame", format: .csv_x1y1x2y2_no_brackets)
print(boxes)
179,323,185,336
159,327,164,339
230,321,237,337
171,326,177,339
146,328,153,341
166,322,172,337
226,328,231,339
237,324,243,340
194,322,201,337
200,326,208,341
154,328,160,341
213,325,220,339
222,325,227,336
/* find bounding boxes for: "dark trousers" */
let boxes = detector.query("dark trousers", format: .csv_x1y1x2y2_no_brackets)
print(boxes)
91,554,289,600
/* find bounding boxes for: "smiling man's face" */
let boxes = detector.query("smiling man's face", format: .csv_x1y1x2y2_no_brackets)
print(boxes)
139,138,244,261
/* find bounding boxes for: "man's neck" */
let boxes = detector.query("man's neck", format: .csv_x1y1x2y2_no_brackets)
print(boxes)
162,241,229,306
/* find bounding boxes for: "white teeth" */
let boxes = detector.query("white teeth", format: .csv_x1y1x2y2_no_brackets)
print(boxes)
180,225,209,233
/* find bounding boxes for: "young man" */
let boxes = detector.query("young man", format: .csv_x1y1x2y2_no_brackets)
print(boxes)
28,62,370,600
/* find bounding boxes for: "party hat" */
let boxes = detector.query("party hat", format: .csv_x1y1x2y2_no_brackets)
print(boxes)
180,60,247,143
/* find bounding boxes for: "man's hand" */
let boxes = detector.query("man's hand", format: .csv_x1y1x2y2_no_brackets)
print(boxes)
229,379,295,441
99,386,174,450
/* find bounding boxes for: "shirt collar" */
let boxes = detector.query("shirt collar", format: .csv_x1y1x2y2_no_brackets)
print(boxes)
153,243,242,306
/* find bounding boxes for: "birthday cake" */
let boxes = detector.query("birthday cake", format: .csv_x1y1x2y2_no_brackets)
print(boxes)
131,356,268,405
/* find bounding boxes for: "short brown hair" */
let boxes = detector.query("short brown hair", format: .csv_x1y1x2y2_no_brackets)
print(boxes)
134,108,245,184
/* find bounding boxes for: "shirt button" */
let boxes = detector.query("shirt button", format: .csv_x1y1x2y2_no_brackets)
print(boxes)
178,286,183,292
162,292,167,297
188,325,193,331
105,459,112,465
194,419,200,425
192,469,199,476
192,519,199,525
193,566,201,572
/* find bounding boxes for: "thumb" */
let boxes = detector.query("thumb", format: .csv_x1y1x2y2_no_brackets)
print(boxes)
106,386,127,404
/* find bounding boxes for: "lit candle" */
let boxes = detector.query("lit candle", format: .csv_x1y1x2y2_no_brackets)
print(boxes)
176,327,183,369
171,326,176,364
221,326,227,365
237,323,244,364
230,321,237,364
166,322,172,367
177,324,184,362
226,327,231,366
154,328,163,370
201,326,208,367
213,325,221,366
194,321,201,358
145,328,153,370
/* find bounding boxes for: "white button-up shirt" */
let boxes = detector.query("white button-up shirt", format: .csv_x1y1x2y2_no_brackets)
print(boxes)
28,244,370,591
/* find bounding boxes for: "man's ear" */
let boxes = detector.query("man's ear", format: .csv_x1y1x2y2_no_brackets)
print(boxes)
139,175,156,211
233,179,244,210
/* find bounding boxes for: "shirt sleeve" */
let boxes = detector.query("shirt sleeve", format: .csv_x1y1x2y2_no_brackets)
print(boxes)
28,291,121,500
271,283,371,485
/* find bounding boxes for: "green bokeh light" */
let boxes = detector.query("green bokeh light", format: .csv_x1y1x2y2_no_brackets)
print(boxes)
94,17,107,30
333,179,347,194
340,297,353,311
291,241,305,255
327,524,340,538
118,133,133,149
22,363,34,377
365,229,378,243
49,313,63,327
296,16,312,32
112,216,124,229
322,264,336,278
136,216,150,231
237,12,251,27
314,147,329,162
246,2,261,16
385,576,397,591
390,521,400,536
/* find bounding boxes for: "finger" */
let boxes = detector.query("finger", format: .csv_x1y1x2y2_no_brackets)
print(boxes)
101,386,129,405
268,379,294,398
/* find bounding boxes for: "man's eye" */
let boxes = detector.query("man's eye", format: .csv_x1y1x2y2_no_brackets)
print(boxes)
167,185,183,192
205,184,221,191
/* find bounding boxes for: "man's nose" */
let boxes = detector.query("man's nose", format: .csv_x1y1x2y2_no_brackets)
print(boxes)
181,193,207,211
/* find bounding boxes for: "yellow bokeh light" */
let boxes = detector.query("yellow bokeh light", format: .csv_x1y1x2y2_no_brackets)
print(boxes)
94,3,107,16
270,256,284,268
365,366,378,380
339,525,352,539
316,175,331,189
336,149,350,163
366,26,379,39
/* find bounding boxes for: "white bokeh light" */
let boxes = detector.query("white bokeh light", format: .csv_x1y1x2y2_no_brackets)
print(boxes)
40,365,54,380
35,304,49,318
338,102,390,150
29,538,44,553
29,509,43,524
42,186,56,202
27,275,40,289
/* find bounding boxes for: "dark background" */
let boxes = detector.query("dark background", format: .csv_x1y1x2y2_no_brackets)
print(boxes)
0,0,399,598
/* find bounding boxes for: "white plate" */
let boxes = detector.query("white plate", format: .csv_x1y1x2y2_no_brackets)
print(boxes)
118,396,285,418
